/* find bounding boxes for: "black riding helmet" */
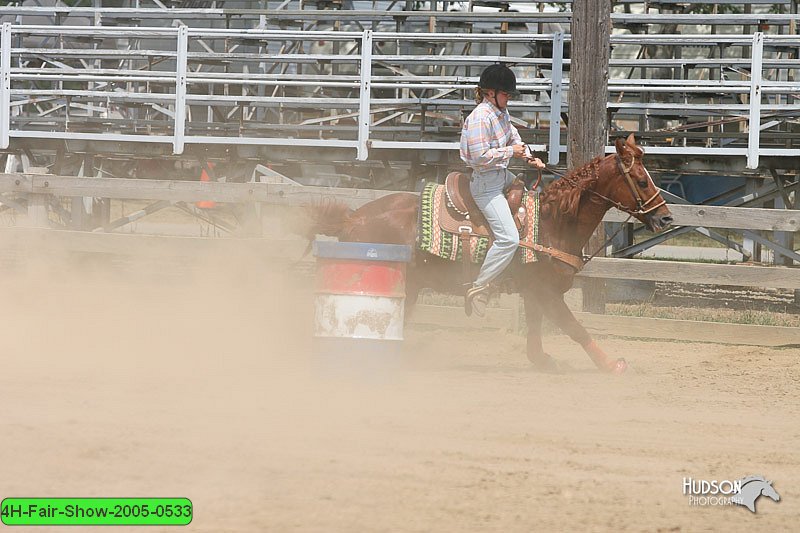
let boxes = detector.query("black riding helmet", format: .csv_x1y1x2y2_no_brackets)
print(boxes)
479,64,520,98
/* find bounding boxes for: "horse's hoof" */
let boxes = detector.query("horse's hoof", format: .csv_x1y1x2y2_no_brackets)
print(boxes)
530,354,565,374
608,358,628,375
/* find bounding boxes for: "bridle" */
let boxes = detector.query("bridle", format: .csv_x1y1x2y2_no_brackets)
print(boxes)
614,155,667,216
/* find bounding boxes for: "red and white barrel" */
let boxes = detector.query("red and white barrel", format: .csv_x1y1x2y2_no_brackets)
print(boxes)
313,241,412,340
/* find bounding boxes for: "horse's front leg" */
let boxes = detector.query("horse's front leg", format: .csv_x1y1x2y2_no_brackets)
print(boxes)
538,291,627,375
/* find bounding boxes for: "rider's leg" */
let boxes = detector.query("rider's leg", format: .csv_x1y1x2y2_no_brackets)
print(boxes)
466,170,519,316
473,194,519,288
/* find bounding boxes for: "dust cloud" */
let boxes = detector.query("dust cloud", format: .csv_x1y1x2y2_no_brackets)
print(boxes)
0,231,798,532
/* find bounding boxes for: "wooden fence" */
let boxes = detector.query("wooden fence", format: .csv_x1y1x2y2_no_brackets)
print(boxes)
0,173,797,347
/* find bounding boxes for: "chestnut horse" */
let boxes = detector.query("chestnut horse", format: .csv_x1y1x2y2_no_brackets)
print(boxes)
308,135,673,374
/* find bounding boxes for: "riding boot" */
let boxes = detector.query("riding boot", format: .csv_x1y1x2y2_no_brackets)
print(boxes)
465,284,490,317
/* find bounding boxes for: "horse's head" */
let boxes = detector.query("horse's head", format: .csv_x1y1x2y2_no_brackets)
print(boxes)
602,134,673,232
761,480,781,502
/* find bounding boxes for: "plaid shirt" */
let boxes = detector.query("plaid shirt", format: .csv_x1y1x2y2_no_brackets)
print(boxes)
460,99,523,172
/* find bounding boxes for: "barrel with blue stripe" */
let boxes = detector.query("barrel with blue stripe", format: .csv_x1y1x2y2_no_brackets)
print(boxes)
312,241,412,372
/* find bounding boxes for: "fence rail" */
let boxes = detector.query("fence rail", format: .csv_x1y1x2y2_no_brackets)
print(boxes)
408,304,800,347
0,172,796,283
0,172,797,230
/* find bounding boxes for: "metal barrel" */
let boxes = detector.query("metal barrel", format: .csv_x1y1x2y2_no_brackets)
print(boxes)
312,241,412,375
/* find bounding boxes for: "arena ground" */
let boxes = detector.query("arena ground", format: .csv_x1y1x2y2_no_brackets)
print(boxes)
0,243,797,532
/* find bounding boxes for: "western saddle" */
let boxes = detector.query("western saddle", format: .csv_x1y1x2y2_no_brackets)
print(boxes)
439,171,526,239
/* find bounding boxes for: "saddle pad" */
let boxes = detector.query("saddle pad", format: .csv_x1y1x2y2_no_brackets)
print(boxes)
418,182,541,264
519,189,541,264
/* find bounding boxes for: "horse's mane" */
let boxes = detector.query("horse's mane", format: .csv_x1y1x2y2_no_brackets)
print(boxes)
541,154,607,223
739,476,769,486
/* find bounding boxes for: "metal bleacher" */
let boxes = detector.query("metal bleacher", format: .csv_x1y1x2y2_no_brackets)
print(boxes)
0,1,799,187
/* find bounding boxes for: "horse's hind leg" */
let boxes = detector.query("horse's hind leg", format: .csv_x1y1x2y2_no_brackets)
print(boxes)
522,291,560,372
538,292,627,375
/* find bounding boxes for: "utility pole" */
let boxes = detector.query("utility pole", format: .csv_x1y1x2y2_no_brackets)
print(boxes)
567,0,611,313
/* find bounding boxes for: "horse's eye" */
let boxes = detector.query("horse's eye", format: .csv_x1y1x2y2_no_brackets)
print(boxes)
638,181,648,188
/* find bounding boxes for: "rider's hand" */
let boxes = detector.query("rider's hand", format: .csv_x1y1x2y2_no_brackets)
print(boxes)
526,157,545,170
511,144,527,159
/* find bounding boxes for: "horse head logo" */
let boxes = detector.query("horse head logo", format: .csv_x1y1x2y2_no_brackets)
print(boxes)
730,476,781,513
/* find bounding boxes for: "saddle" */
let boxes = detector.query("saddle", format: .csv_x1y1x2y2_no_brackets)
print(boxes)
440,171,526,237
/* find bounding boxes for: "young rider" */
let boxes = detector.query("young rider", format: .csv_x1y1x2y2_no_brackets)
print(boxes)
460,64,545,317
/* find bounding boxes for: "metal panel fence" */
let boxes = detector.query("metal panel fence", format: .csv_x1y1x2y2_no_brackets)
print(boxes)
1,24,799,167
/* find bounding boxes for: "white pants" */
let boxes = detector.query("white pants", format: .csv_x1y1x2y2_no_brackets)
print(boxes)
469,168,520,287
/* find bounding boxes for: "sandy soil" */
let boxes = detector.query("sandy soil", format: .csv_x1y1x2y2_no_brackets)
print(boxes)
0,243,798,532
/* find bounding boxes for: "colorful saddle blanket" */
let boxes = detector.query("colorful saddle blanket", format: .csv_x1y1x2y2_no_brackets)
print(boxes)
418,182,541,264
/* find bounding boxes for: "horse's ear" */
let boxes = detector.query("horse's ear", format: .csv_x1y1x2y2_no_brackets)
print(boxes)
615,137,627,157
626,133,644,156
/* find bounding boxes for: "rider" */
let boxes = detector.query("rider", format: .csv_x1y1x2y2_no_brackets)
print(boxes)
460,64,545,317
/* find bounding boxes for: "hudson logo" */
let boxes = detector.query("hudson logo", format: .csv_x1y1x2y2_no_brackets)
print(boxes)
683,476,781,513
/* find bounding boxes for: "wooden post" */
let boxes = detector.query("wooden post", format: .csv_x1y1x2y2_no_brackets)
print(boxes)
742,177,762,262
567,0,611,313
25,167,50,228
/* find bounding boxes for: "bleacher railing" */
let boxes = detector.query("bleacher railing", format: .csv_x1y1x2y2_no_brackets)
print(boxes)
1,24,799,168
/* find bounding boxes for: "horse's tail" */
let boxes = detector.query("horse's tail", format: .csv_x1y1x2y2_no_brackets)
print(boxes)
285,199,357,266
305,198,355,241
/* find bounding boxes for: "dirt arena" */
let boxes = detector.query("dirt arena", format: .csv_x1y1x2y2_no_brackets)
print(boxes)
0,240,797,532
